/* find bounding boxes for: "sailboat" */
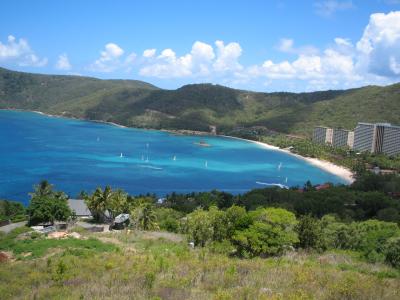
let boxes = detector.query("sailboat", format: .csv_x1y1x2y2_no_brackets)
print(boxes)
120,153,123,158
173,155,176,161
141,154,144,161
278,162,282,171
285,177,288,183
205,160,208,168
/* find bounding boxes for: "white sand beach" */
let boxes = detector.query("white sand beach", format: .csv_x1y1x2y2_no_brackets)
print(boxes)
222,136,354,184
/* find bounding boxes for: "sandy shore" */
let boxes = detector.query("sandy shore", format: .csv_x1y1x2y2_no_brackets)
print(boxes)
222,136,354,184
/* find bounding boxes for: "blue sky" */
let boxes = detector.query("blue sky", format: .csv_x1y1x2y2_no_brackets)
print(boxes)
1,0,400,92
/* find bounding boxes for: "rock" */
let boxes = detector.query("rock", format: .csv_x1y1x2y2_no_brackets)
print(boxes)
68,232,81,239
47,231,67,239
0,251,12,263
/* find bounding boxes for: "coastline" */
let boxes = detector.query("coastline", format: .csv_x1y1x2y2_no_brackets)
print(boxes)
2,108,354,183
220,135,355,184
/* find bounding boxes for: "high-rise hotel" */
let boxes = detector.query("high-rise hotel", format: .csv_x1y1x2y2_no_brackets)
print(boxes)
312,126,333,145
312,127,354,148
353,122,400,156
332,128,354,148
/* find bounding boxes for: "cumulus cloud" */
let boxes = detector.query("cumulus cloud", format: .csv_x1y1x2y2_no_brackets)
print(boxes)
213,40,242,72
277,38,319,55
143,49,156,58
356,11,400,77
55,53,71,70
0,35,47,67
83,11,400,91
140,48,193,78
314,1,354,17
88,43,126,72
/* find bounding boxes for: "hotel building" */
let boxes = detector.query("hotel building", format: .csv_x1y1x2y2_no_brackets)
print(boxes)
312,126,333,145
353,123,376,152
353,122,400,156
332,128,354,148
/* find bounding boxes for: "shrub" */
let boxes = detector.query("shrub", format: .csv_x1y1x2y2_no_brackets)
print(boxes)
296,214,323,251
385,237,400,268
187,208,213,246
232,208,298,257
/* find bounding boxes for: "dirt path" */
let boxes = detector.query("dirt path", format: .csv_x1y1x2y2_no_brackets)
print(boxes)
0,221,27,233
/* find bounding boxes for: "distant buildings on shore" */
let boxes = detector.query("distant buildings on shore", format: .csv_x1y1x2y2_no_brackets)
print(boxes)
313,122,400,156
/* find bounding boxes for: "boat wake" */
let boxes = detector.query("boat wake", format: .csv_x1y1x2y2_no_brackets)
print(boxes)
256,181,289,189
139,165,163,170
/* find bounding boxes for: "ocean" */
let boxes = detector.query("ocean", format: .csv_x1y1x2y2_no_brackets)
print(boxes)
0,110,347,205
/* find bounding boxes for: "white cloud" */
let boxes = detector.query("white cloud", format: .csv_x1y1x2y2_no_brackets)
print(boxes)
83,11,400,91
356,11,400,77
0,35,47,67
140,48,193,78
277,38,319,55
139,40,243,78
213,40,242,72
55,53,71,70
191,41,215,61
334,37,352,47
143,48,156,58
314,1,354,17
88,43,126,72
277,38,294,53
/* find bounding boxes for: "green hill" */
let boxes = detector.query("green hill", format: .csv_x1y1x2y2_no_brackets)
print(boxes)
1,67,399,136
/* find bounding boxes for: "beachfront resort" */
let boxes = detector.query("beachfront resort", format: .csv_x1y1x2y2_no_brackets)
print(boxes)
313,122,400,156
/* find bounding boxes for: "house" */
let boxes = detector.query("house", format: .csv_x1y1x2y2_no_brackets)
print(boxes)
67,199,92,217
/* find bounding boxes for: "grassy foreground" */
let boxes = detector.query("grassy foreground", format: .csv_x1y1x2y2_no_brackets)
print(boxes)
1,227,400,300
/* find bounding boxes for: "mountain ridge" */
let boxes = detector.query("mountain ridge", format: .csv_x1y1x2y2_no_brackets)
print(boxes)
1,67,399,136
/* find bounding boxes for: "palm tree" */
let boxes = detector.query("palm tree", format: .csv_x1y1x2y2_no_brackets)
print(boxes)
132,203,158,230
108,189,128,219
84,186,113,222
30,180,54,198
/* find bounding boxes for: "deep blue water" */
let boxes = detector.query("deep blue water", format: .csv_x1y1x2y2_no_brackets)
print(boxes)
0,110,347,205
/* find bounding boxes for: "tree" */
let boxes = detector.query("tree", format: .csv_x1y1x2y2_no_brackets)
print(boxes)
155,208,183,233
384,237,400,269
232,208,298,257
0,200,25,221
30,180,54,198
187,208,213,247
108,189,128,219
226,205,252,239
296,215,323,250
131,203,158,230
84,186,114,222
27,182,71,226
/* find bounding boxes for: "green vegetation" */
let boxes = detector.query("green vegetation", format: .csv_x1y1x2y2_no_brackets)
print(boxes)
0,227,117,260
1,173,400,299
261,135,400,171
27,180,71,225
2,67,400,136
1,226,400,299
0,199,26,222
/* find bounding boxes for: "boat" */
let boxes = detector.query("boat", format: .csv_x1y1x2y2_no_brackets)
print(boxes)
194,140,211,147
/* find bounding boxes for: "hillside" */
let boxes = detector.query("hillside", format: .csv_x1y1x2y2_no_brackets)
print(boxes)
1,67,399,136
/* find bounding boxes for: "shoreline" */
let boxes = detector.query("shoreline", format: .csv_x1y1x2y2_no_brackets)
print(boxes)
2,108,354,183
219,135,355,184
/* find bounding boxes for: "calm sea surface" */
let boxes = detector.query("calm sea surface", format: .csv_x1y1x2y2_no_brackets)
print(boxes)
0,110,347,205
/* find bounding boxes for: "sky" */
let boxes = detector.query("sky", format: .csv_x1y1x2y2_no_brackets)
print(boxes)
1,0,400,92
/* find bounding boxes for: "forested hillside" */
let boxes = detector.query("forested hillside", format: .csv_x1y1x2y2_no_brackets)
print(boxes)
1,67,399,136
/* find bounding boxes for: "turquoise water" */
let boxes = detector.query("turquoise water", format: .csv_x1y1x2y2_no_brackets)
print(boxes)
0,110,347,205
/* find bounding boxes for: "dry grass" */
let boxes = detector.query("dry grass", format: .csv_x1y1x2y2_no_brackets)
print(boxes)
1,230,400,300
